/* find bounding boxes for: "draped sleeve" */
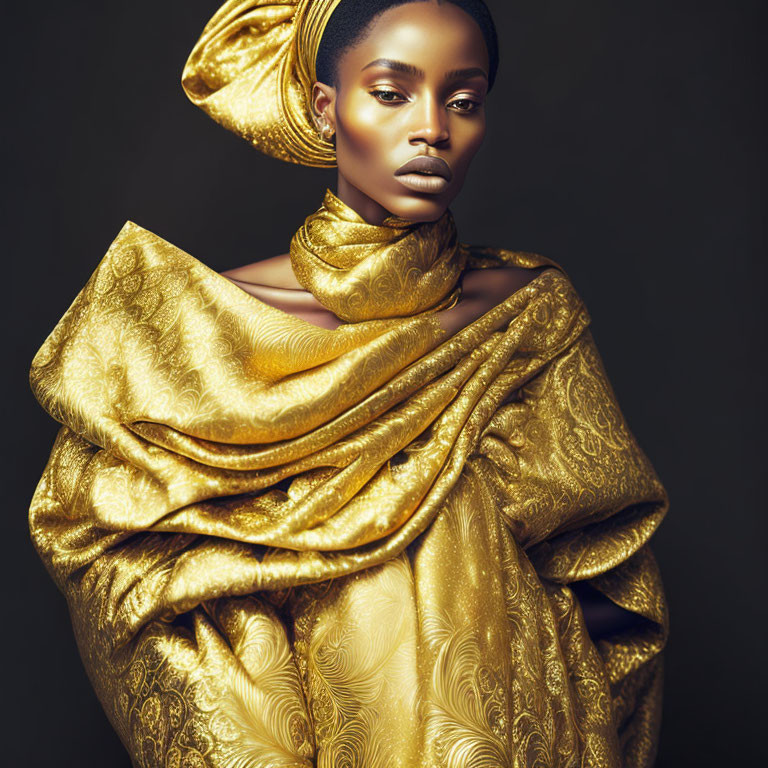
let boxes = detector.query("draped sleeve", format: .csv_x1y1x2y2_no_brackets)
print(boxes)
472,326,668,765
28,222,668,767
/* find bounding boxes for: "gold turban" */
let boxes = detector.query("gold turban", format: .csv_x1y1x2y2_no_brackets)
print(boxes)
182,0,345,167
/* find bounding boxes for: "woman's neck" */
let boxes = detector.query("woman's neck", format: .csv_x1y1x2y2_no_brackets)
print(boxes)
335,174,392,225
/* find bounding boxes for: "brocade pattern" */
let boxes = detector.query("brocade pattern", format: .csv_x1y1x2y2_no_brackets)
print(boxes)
29,218,668,767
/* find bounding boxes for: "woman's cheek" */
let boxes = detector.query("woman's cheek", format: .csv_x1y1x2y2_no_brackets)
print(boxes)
457,112,486,153
452,118,486,181
337,115,391,188
337,92,380,142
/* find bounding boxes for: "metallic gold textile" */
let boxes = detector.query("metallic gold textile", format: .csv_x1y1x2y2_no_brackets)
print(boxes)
290,189,466,321
182,0,344,166
29,211,669,767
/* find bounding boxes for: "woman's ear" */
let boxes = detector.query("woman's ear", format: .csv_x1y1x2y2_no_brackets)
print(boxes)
311,82,337,136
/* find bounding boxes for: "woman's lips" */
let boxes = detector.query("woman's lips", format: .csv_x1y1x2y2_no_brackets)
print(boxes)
395,173,450,194
394,155,452,195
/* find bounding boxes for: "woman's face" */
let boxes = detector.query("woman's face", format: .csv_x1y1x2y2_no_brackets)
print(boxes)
312,1,490,224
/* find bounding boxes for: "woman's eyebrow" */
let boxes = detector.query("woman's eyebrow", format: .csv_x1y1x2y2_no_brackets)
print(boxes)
361,59,488,82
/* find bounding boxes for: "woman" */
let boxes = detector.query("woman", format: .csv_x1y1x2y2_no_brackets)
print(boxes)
29,1,669,766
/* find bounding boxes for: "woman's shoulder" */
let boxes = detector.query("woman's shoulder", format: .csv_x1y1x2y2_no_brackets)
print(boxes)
460,262,549,298
221,252,302,290
220,253,344,329
463,243,565,275
461,243,570,293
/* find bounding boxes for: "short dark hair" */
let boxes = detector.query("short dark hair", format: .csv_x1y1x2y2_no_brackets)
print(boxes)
316,0,499,91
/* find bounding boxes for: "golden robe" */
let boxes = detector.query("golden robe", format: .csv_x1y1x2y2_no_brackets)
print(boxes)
29,205,668,768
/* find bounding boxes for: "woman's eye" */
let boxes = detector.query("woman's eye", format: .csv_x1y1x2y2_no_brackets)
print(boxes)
450,98,480,113
370,89,480,112
371,89,405,104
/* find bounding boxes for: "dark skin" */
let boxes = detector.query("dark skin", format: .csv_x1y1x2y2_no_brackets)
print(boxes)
224,1,639,640
223,1,538,335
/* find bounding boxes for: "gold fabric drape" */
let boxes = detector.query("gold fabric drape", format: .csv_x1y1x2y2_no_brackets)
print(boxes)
182,0,345,166
29,208,668,767
290,189,466,321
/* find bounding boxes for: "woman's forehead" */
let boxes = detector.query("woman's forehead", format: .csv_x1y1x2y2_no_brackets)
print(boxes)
340,2,489,77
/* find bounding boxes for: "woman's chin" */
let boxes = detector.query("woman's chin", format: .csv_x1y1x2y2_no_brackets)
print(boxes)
383,193,453,223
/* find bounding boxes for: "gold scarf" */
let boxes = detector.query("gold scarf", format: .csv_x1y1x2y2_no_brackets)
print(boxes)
29,215,669,767
290,189,466,321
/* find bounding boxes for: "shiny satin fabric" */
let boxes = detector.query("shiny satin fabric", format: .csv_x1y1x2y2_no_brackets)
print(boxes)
182,0,343,166
29,211,669,767
290,189,466,321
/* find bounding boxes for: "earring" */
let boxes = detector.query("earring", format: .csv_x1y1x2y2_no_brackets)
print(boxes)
316,117,334,140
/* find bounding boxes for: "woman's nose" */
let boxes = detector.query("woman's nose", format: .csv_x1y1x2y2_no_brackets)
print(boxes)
408,95,450,146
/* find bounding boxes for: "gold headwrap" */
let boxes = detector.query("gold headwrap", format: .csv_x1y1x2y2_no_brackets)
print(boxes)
182,0,344,167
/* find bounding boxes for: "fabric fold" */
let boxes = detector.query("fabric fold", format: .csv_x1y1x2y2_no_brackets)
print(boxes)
289,188,466,321
181,0,345,167
29,219,668,768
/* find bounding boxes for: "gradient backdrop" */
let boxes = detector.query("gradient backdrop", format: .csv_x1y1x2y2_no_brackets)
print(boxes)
5,1,765,765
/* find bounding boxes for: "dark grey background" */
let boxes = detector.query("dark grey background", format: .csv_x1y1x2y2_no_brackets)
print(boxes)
6,1,765,765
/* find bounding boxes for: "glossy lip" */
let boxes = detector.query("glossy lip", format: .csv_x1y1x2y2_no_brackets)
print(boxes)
395,155,453,181
395,173,450,194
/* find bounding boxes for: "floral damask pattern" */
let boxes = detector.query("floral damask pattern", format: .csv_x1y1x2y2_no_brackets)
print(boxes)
29,222,668,766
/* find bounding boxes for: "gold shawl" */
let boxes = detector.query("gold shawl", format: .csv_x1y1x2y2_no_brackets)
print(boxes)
29,206,669,767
